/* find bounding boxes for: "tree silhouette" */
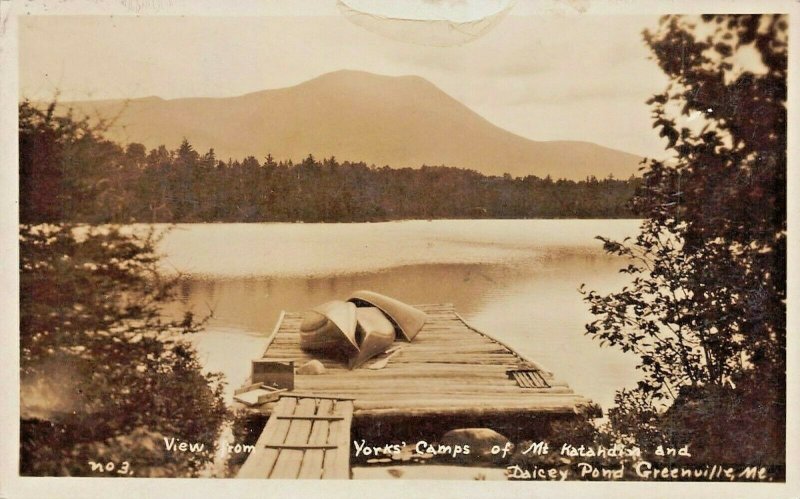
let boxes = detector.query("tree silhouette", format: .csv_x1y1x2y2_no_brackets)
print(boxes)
583,15,786,468
19,109,228,477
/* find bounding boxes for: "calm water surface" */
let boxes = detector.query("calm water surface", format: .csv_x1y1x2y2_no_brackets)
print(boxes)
157,219,641,413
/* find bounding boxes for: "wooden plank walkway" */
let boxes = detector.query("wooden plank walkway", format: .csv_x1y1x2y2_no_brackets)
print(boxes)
247,303,597,419
237,395,354,479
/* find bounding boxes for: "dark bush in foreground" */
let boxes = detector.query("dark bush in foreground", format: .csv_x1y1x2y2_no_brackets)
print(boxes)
20,224,228,476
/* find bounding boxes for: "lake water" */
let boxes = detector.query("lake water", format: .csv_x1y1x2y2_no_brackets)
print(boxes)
157,219,642,414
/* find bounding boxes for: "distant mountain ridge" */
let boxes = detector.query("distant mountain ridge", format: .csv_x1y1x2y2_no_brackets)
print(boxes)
57,70,642,180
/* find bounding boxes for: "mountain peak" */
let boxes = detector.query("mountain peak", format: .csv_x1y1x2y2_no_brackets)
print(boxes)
301,69,437,91
312,69,425,81
59,72,642,180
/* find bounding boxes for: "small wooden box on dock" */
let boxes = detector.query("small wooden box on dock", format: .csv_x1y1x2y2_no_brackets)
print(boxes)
252,360,294,390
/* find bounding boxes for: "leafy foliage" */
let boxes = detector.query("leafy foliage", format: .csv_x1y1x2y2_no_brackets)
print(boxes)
19,102,137,223
19,106,229,476
583,14,786,466
20,223,229,476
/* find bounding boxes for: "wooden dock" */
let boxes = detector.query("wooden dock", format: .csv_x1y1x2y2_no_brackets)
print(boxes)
237,395,354,479
236,303,598,479
242,303,596,419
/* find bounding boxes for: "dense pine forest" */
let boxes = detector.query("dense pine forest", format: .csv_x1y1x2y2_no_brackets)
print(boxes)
19,101,639,224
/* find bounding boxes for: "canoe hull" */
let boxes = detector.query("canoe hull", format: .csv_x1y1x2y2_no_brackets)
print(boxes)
299,301,359,359
348,290,428,341
349,307,396,369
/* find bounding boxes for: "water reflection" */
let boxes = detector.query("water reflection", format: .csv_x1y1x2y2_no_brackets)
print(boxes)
174,264,506,326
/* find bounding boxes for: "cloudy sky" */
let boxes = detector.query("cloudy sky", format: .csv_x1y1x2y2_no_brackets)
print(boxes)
19,5,669,157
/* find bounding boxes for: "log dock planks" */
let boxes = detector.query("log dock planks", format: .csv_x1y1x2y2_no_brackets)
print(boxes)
237,395,354,479
243,303,597,419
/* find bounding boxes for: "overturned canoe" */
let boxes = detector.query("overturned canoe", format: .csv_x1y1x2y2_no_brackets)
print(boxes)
348,290,428,341
299,301,359,358
349,307,396,369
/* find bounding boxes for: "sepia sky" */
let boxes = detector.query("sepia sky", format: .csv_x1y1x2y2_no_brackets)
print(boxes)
19,10,669,158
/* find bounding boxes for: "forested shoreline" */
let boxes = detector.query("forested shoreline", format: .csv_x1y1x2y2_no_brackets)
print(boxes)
19,102,639,224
